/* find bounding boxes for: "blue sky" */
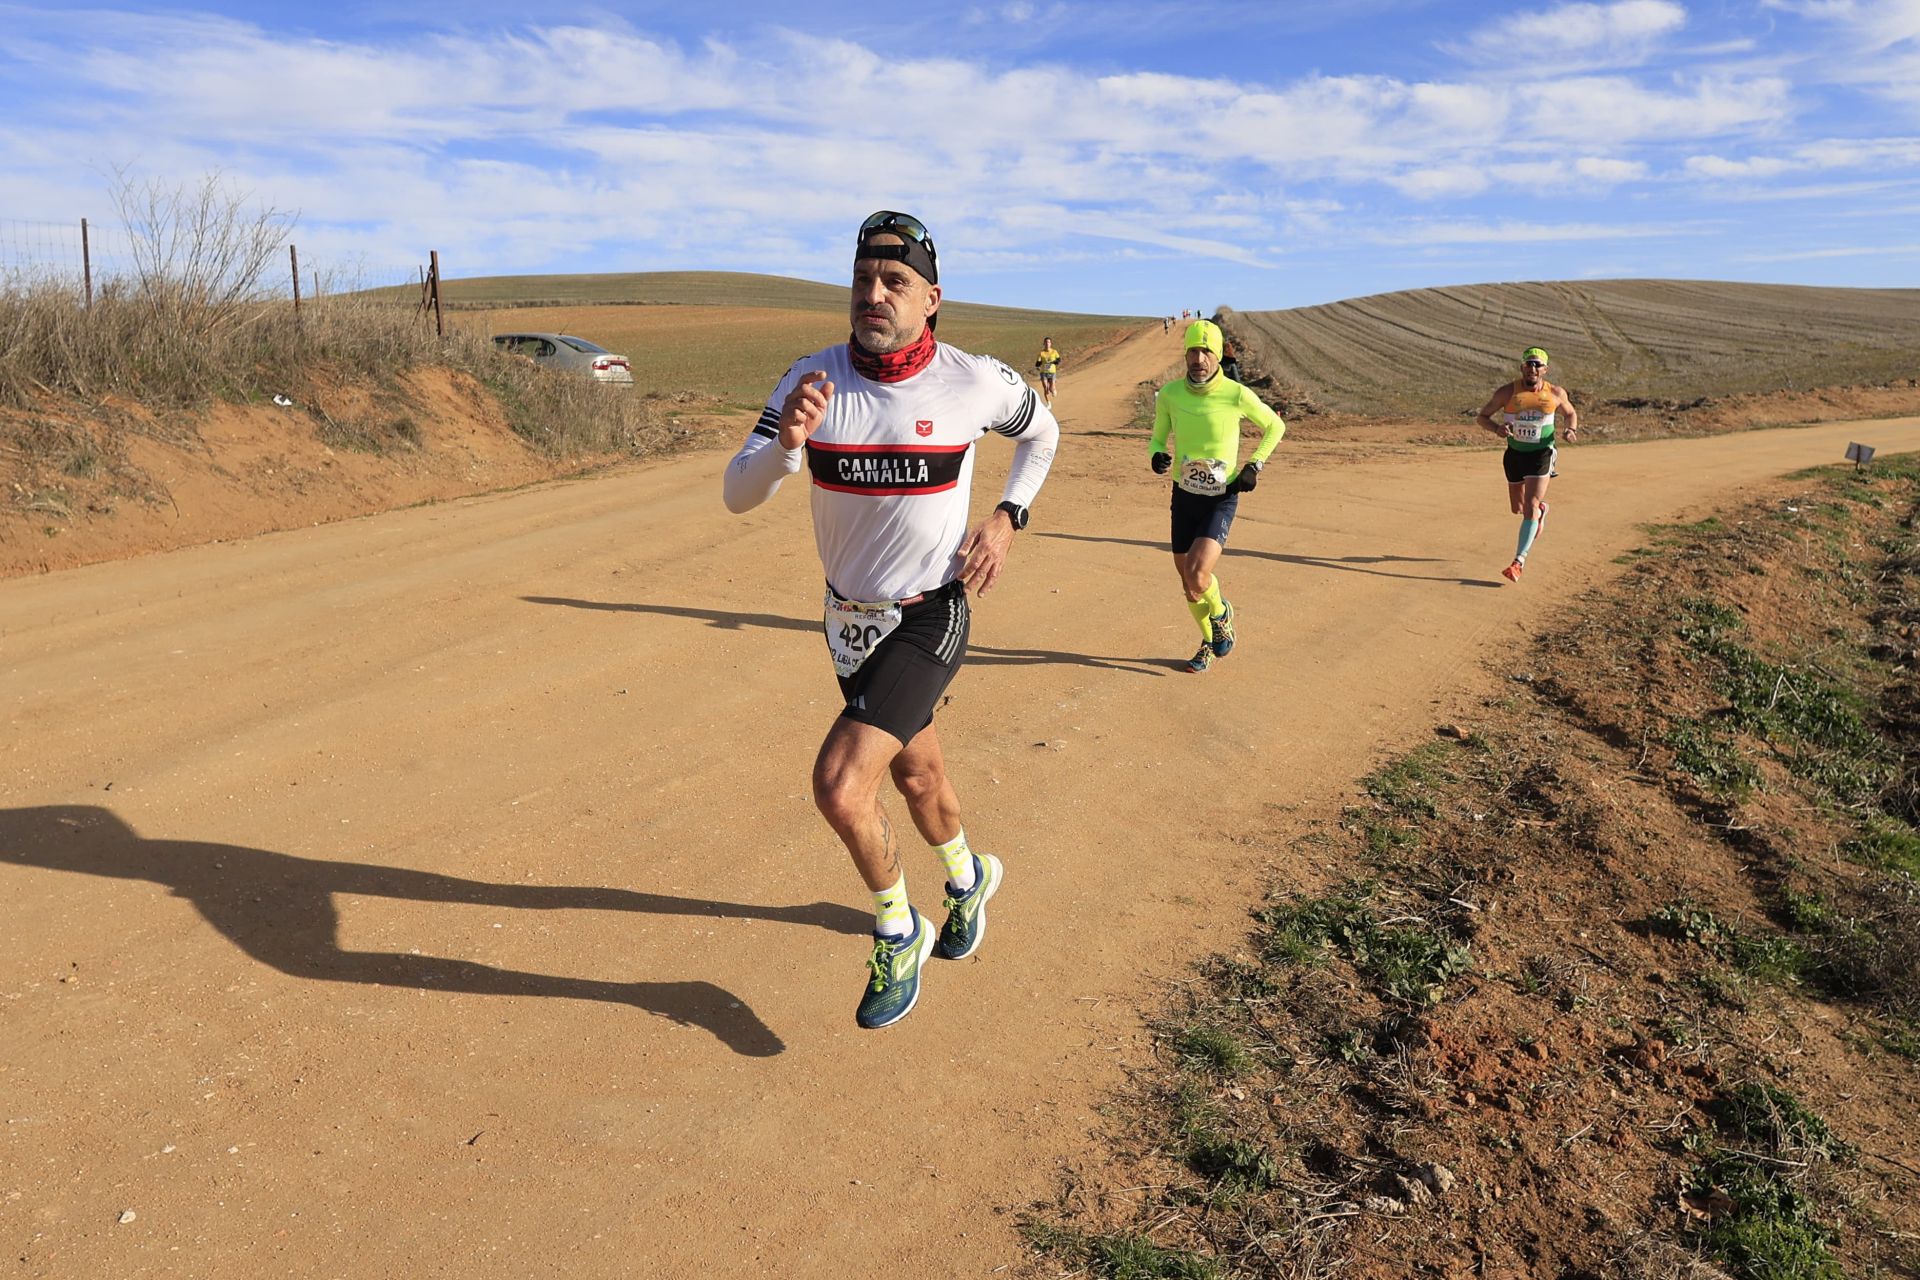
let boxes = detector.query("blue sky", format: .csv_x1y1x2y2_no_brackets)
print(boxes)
3,0,1918,314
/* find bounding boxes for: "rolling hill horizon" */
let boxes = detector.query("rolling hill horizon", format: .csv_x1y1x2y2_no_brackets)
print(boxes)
421,270,1918,421
435,269,1152,325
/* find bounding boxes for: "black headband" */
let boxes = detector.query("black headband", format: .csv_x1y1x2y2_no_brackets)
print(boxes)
855,237,938,285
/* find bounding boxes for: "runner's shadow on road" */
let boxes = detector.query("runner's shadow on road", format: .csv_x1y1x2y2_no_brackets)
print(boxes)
522,597,1172,676
1035,532,1506,588
0,805,828,1057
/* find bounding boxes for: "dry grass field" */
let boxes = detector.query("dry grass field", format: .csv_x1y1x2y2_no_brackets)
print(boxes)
1226,280,1920,419
452,272,1145,410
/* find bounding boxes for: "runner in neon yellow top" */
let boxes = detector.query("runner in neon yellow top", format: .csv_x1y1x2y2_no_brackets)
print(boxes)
1149,319,1286,672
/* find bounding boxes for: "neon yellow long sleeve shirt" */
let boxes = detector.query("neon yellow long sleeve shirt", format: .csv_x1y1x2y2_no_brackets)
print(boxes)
1149,375,1285,482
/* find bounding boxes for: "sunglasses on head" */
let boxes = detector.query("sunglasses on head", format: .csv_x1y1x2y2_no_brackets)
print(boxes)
860,211,936,254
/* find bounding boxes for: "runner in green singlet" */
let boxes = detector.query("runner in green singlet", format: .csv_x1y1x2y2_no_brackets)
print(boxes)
1475,346,1579,583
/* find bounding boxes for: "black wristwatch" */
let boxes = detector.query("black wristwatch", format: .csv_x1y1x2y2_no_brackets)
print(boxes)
995,500,1030,531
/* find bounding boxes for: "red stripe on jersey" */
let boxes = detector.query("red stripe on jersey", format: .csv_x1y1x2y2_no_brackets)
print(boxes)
812,479,963,496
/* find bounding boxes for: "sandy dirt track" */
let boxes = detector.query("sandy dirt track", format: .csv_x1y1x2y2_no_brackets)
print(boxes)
5,324,1919,1279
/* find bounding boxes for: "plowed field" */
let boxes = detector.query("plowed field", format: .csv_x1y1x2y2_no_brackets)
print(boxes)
1227,280,1920,417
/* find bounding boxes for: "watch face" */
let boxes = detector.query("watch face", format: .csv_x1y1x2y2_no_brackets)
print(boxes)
999,502,1028,529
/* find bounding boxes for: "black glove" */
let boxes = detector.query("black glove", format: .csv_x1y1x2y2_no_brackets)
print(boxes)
1150,452,1172,475
1231,462,1260,493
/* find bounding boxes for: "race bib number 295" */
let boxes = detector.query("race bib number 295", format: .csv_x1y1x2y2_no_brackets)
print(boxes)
1179,457,1229,496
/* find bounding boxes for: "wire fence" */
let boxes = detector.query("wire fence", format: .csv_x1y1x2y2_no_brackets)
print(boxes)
0,216,428,300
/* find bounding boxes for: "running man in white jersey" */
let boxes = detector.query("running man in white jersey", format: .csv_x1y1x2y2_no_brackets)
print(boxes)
722,211,1060,1029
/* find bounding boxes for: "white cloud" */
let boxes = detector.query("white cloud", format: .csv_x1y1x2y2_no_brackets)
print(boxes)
1741,240,1920,260
1764,0,1920,113
1686,154,1798,177
1527,74,1793,143
1684,136,1920,181
1390,167,1493,199
1778,0,1920,49
1452,0,1687,64
1572,156,1651,182
1388,218,1705,245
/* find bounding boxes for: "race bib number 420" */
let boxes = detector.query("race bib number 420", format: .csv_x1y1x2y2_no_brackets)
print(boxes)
824,591,904,677
1178,457,1229,496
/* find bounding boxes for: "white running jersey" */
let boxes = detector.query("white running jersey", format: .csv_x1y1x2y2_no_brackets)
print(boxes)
723,341,1060,602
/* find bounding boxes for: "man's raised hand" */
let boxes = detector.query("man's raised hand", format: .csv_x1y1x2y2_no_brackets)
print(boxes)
778,371,834,448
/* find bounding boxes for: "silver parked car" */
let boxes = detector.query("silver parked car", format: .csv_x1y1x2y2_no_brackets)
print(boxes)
491,332,635,386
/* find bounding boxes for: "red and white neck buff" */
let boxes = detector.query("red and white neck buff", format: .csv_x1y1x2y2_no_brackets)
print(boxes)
847,325,937,383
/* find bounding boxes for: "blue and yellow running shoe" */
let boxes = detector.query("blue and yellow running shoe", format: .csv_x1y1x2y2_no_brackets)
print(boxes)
1186,641,1216,673
855,908,937,1030
1209,599,1236,657
934,853,1004,960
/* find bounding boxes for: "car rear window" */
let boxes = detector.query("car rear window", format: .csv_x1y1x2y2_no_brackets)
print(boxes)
557,336,609,353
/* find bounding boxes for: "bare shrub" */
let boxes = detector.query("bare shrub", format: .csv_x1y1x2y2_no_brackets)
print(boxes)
112,168,294,339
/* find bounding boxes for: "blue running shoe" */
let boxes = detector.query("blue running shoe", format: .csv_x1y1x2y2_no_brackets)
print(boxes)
855,908,936,1030
1209,599,1236,657
1185,641,1215,673
934,853,1004,960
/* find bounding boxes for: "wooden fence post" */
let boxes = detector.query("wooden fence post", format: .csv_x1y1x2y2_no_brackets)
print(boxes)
429,249,444,338
81,217,92,310
290,244,301,321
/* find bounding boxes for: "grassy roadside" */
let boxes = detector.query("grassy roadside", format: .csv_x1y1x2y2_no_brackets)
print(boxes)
1021,458,1920,1278
0,282,677,459
457,299,1145,411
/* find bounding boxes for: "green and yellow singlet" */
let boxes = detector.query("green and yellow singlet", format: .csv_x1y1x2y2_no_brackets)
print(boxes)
1500,384,1558,452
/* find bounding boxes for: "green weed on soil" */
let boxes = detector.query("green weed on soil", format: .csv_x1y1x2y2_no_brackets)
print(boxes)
1026,456,1920,1280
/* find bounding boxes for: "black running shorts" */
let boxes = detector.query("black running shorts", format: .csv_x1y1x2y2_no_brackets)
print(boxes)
1169,486,1240,554
1502,444,1557,483
836,580,970,746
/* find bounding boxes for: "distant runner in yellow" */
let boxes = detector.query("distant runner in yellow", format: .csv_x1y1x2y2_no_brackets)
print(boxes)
1033,336,1063,407
1149,319,1286,672
1475,346,1579,583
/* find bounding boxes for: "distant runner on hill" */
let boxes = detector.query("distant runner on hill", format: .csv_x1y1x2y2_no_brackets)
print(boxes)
1149,319,1286,673
722,210,1060,1030
1033,336,1063,407
1476,346,1580,583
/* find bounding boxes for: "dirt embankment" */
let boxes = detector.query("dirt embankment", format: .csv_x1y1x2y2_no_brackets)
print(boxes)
1028,460,1920,1279
0,369,725,579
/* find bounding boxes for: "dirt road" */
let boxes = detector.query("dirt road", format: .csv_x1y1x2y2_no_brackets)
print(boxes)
5,326,1917,1279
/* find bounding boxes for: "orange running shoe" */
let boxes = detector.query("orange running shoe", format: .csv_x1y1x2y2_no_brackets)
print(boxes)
1502,559,1524,583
